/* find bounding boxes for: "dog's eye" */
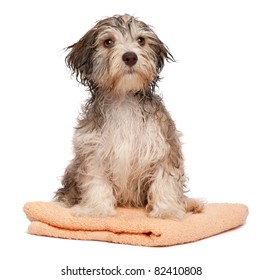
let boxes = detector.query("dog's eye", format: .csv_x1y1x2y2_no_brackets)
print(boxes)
137,37,145,46
104,39,114,48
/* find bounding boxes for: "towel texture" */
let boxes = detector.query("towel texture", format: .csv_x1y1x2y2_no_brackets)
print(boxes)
23,202,248,247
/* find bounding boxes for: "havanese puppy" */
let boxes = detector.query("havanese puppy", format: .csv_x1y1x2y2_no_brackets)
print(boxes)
55,14,204,219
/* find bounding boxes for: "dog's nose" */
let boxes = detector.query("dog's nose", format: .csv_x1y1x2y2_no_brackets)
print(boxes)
122,52,138,67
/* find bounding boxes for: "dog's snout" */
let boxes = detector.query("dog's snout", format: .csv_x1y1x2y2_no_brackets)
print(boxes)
122,52,138,67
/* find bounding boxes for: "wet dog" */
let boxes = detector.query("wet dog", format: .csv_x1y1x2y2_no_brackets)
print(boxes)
55,14,203,219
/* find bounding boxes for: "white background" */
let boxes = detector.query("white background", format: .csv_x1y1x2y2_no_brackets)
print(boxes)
0,0,261,279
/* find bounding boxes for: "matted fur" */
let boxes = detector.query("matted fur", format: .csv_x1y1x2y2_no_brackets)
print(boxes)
55,14,203,219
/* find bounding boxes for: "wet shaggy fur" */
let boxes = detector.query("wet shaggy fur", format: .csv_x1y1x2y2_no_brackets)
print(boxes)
55,14,204,219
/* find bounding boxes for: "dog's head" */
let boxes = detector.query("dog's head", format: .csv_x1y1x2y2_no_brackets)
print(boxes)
66,14,174,94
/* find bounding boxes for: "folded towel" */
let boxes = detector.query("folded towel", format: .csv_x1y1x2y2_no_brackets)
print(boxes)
23,202,248,247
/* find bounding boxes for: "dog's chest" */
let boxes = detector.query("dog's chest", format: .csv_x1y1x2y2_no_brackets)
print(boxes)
100,98,167,184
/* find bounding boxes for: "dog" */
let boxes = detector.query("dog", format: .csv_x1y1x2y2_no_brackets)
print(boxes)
55,14,204,219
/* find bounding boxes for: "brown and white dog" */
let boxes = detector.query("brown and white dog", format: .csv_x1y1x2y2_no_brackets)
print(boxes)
55,14,204,219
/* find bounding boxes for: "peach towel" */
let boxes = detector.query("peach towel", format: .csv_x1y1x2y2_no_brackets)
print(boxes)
23,202,248,247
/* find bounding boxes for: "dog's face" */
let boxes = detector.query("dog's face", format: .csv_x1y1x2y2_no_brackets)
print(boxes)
66,14,174,93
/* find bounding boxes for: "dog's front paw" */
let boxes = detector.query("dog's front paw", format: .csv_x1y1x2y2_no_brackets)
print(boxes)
70,204,116,218
148,206,186,220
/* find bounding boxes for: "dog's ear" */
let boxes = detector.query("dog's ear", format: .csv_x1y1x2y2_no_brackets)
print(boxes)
65,28,97,86
154,39,175,74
